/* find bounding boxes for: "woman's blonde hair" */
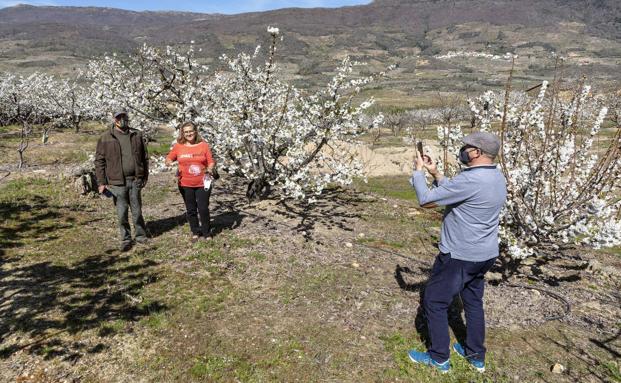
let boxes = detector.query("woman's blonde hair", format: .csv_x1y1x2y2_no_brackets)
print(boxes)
177,121,203,144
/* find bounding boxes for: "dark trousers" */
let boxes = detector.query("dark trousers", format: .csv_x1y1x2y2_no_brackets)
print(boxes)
423,252,496,363
179,186,211,236
108,178,147,244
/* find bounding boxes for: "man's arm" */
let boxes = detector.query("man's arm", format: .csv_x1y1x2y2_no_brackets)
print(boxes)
411,171,475,207
94,137,107,192
141,132,149,184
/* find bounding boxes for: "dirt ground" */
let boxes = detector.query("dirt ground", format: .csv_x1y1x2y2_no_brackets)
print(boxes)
1,165,620,382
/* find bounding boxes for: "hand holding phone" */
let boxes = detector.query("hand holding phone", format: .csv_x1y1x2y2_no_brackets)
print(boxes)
417,141,424,157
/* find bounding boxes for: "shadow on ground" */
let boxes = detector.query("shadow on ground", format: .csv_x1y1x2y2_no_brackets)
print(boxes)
533,327,621,382
0,251,165,361
207,179,368,241
274,187,369,237
147,213,186,238
0,197,73,259
0,193,166,362
395,263,468,352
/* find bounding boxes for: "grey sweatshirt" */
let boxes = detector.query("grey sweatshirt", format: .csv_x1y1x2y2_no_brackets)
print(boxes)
410,165,507,262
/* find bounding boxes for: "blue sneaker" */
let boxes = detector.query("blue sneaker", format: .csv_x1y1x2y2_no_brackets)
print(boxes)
407,350,450,373
452,343,485,372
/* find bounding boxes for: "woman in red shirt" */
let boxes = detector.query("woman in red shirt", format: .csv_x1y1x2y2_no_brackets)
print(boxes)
165,122,216,240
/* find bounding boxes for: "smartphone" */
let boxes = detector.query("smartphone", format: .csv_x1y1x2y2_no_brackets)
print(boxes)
416,141,424,157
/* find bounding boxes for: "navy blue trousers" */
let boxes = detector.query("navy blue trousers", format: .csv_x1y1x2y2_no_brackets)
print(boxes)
423,252,496,363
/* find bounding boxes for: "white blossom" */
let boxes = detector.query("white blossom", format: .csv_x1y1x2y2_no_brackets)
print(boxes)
456,83,621,260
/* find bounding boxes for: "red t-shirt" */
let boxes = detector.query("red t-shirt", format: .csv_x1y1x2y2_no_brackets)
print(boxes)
166,142,215,187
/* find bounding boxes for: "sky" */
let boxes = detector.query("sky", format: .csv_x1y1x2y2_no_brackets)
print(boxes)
0,0,372,14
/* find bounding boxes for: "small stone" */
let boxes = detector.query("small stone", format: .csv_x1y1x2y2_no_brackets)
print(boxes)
345,242,353,248
393,204,398,208
551,363,565,374
587,259,602,272
486,272,503,282
358,233,365,238
352,262,360,268
521,258,536,266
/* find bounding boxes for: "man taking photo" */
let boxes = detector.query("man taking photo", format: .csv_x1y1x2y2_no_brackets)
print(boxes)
408,132,507,374
95,109,149,252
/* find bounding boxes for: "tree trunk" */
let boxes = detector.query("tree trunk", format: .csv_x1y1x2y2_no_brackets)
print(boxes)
498,250,522,280
246,179,271,200
73,116,82,133
18,121,30,169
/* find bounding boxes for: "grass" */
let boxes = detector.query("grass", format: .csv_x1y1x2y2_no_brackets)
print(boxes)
0,177,81,258
602,360,621,382
357,236,407,249
99,319,128,336
594,245,621,259
244,250,267,262
149,140,174,156
0,177,58,200
189,338,309,381
0,124,102,166
1,174,619,382
354,175,419,202
380,331,508,382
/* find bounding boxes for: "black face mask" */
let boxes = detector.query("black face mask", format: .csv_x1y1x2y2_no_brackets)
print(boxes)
117,119,129,130
459,146,479,165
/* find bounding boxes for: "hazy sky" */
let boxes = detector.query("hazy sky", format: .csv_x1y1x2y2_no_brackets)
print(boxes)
0,0,372,14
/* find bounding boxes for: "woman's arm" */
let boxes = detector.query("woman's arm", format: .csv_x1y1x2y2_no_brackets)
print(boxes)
204,143,216,174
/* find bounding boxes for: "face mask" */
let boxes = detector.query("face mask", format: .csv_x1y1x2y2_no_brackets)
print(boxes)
118,119,129,129
458,146,471,165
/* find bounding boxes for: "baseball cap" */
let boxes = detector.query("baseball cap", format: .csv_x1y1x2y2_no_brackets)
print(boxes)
462,131,501,157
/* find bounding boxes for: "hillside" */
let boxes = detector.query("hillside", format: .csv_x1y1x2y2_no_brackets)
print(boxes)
0,1,620,102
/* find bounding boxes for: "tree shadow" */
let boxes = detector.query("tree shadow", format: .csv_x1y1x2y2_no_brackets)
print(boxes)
590,328,621,359
0,197,73,258
532,328,621,382
394,263,467,351
495,250,587,285
207,178,369,241
269,186,371,241
0,250,165,361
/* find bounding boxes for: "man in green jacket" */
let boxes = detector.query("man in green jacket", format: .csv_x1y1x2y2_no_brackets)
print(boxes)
95,110,149,251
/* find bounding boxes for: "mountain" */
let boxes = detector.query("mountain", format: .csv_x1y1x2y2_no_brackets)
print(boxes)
0,1,619,101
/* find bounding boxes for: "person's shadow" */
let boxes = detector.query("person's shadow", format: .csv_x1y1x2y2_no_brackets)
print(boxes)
146,214,186,238
395,264,467,349
210,210,245,235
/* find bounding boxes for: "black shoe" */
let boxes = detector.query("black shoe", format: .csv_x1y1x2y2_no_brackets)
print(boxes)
120,242,132,252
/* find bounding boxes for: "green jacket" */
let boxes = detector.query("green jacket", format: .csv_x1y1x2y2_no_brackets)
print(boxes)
95,126,149,186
